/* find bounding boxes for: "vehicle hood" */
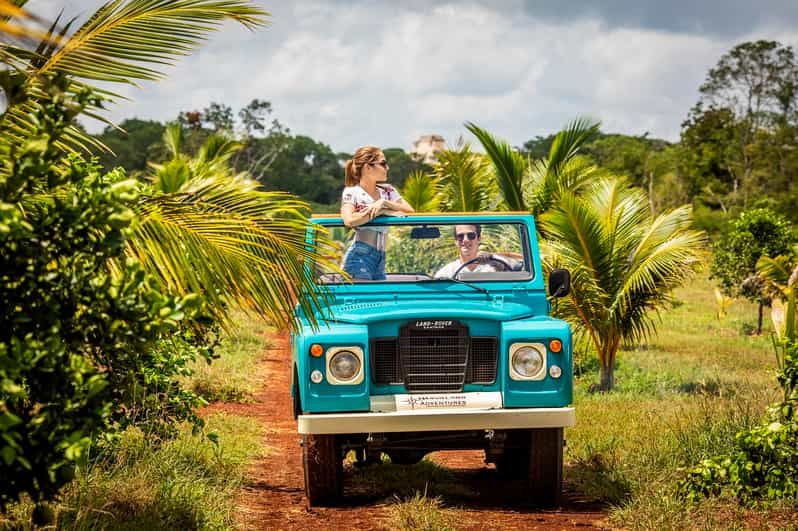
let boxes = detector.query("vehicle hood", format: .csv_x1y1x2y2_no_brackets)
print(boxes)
316,297,541,325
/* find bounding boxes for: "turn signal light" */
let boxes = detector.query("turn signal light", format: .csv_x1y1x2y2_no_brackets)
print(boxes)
310,344,324,357
549,339,562,353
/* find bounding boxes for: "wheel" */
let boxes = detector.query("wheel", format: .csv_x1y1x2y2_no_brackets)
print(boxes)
494,430,530,479
527,428,563,508
302,434,342,506
387,450,427,465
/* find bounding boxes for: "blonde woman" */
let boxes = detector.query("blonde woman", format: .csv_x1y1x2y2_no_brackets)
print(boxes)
340,146,414,280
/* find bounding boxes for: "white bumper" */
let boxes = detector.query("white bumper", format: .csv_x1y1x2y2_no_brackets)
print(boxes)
297,407,575,435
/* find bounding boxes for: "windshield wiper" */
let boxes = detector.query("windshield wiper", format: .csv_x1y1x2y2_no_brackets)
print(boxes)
419,278,490,298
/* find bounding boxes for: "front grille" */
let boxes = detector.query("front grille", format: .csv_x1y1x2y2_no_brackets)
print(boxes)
371,321,499,392
467,337,499,384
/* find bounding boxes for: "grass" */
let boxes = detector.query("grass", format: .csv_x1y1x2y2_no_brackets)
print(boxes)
564,273,796,528
388,490,457,531
1,414,265,530
186,311,271,403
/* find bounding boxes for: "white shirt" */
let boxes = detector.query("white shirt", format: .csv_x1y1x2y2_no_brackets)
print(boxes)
341,184,403,234
434,259,497,278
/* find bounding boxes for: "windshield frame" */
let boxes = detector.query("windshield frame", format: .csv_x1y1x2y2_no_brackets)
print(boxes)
308,213,541,288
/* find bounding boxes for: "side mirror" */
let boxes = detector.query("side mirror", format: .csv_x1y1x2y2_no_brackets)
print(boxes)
548,268,570,298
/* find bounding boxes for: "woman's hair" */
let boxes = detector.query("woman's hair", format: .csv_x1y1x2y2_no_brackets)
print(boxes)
345,146,382,186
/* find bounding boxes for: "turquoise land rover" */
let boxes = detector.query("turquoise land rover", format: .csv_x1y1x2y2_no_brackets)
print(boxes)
291,213,573,507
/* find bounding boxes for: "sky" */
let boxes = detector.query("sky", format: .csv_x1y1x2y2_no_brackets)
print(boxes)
30,0,798,153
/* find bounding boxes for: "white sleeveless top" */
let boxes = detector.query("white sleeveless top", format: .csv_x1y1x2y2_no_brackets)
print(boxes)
341,184,404,234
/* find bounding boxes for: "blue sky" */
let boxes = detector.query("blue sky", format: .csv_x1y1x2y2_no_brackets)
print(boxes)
33,1,798,152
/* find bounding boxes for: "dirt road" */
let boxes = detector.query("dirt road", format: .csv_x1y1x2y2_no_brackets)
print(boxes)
206,334,609,530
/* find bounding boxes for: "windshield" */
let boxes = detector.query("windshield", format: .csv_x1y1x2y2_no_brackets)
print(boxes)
315,221,532,284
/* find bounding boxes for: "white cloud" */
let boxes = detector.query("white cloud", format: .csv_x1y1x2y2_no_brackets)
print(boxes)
25,1,798,151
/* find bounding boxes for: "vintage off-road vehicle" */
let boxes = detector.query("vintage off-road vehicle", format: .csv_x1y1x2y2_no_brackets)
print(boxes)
291,213,573,507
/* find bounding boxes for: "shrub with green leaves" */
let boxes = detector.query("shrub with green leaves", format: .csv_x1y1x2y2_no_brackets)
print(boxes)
711,208,793,300
680,268,798,503
0,77,206,507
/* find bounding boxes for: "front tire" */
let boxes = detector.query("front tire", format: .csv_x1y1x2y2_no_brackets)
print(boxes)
527,428,563,507
302,434,342,506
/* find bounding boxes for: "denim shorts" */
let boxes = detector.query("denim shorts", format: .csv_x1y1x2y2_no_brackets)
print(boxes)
343,241,386,281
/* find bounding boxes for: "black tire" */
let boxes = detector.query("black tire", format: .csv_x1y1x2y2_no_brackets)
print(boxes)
494,429,530,479
302,434,342,506
386,450,427,465
527,428,563,508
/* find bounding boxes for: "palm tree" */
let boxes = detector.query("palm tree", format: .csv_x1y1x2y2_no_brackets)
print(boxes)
466,118,601,220
1,2,338,330
540,177,706,391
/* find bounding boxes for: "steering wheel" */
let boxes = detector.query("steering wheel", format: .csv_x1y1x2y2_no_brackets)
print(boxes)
452,254,519,279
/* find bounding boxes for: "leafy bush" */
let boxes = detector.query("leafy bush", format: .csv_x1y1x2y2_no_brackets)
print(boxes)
680,269,798,503
711,208,793,301
0,77,206,507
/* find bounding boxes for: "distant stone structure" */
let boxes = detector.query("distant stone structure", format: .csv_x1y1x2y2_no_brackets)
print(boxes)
410,134,446,164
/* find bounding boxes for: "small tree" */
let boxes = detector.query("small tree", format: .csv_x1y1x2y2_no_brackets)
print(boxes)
541,178,706,391
710,208,794,333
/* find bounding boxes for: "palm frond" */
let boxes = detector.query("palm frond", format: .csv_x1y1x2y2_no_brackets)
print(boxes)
128,177,337,330
547,117,601,177
466,121,527,211
401,170,442,212
34,1,267,84
1,1,268,156
434,143,493,212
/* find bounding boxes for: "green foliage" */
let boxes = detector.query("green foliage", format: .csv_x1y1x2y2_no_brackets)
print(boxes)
541,177,706,390
433,143,494,212
382,147,431,191
680,268,798,503
400,170,442,212
710,207,794,300
94,119,166,174
0,79,206,506
131,128,338,331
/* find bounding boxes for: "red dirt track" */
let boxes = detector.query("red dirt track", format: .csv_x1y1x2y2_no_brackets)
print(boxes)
205,334,609,530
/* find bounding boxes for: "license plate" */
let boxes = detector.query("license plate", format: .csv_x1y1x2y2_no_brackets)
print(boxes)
394,391,502,411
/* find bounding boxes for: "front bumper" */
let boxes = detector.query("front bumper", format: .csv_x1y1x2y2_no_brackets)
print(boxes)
297,407,575,434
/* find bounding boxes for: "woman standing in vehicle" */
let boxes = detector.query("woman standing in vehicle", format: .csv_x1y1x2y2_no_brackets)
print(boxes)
340,146,414,280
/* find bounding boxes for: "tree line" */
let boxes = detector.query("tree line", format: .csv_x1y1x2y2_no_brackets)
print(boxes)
92,39,798,231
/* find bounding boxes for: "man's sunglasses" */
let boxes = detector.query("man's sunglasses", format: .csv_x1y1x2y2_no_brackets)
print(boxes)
455,231,478,242
369,160,388,168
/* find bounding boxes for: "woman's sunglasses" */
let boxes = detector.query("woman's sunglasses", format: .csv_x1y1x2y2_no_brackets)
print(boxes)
369,160,388,168
455,231,478,242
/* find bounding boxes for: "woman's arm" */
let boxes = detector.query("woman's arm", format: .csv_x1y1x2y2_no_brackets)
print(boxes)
341,202,383,227
383,198,415,213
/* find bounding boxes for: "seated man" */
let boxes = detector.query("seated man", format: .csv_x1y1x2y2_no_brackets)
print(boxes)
434,224,497,278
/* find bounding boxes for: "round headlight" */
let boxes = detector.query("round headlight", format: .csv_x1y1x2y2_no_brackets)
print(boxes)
512,346,544,378
329,350,361,381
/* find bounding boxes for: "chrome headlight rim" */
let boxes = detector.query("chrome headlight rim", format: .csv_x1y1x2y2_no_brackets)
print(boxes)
325,346,364,385
509,343,547,381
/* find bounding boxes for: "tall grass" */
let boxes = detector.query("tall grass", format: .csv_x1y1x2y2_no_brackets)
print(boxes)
1,414,264,530
187,311,271,402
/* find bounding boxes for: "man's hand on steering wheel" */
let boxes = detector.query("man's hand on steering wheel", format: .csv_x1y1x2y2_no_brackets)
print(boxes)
452,253,519,278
